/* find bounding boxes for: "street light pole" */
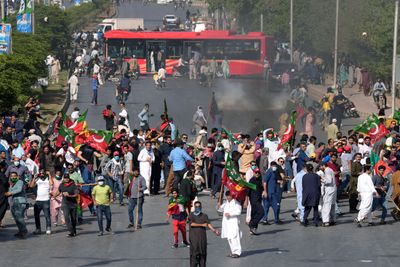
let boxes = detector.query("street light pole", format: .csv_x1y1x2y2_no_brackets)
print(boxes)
333,0,339,87
290,0,293,62
392,0,399,117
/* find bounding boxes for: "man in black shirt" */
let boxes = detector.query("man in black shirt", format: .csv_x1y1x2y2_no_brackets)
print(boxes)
52,173,79,237
248,168,264,235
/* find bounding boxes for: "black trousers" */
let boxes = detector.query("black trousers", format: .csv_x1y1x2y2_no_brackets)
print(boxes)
303,205,319,224
150,168,161,194
62,205,77,235
0,199,8,222
249,201,264,229
190,253,206,267
349,194,358,211
173,169,186,191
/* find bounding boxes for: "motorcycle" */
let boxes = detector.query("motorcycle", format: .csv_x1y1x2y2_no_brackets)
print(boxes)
154,73,166,88
342,98,360,118
373,90,386,110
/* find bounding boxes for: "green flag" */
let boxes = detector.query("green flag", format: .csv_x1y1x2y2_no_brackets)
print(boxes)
225,154,256,190
353,114,379,133
393,109,400,121
221,128,241,145
92,129,113,144
77,109,88,123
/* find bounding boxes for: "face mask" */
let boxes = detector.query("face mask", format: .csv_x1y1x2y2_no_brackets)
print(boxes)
251,165,257,170
40,175,47,180
218,147,224,151
98,181,105,186
194,207,201,216
271,167,277,172
259,137,264,141
10,177,19,184
55,175,62,180
114,156,120,161
14,161,20,167
151,145,155,149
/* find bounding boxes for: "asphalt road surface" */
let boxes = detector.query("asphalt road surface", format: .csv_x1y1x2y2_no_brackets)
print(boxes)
1,76,399,267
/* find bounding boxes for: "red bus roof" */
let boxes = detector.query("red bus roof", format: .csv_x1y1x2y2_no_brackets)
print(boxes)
104,30,272,40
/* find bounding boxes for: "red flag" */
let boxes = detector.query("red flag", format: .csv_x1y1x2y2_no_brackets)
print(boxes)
68,120,87,134
278,111,297,150
374,159,391,177
79,191,93,210
85,132,108,153
222,169,247,202
62,113,74,128
368,123,389,144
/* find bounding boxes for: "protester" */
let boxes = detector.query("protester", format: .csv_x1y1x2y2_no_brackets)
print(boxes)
219,190,242,258
248,168,264,235
165,189,190,248
188,201,220,267
355,164,376,227
126,167,147,229
92,176,113,236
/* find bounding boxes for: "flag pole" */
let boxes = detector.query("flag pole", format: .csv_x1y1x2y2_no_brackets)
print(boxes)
217,175,225,209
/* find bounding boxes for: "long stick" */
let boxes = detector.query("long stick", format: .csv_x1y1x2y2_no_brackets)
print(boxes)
135,176,140,230
217,180,224,209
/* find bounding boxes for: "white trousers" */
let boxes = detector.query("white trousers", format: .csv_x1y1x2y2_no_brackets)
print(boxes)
357,193,373,223
228,235,242,256
321,191,336,223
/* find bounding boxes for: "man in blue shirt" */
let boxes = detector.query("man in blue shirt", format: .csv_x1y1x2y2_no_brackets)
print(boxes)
91,75,99,105
169,140,193,191
295,142,310,173
262,162,284,225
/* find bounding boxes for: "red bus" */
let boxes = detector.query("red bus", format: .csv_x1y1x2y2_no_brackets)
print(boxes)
104,30,275,76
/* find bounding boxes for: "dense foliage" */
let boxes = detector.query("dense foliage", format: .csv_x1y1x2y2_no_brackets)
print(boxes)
0,0,111,111
207,0,397,79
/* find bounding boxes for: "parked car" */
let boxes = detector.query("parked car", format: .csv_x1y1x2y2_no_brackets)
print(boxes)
268,61,301,91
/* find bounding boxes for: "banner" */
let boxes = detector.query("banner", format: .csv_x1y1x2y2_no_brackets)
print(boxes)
17,0,32,33
0,24,12,55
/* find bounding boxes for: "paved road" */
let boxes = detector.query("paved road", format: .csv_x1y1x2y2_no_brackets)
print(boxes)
1,76,399,267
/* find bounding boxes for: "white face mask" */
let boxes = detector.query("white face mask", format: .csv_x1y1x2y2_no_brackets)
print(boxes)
98,181,105,186
271,167,277,172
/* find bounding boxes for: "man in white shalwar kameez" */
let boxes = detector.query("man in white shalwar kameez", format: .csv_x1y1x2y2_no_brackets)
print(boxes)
220,190,242,258
355,165,376,227
137,141,155,195
68,71,79,102
320,163,337,226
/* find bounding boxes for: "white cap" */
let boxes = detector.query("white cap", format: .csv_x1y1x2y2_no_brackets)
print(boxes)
358,138,364,144
332,118,337,123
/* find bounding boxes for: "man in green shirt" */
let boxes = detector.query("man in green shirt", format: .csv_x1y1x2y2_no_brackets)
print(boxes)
92,176,113,236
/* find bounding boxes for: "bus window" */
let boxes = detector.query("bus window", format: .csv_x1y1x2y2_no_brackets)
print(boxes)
204,40,224,60
124,40,145,58
108,39,123,58
183,41,203,61
224,41,242,60
166,40,183,59
241,40,261,60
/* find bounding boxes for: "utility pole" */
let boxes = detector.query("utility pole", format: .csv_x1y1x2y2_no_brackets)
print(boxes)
32,0,35,34
1,0,4,22
333,0,339,87
290,0,293,62
392,0,399,117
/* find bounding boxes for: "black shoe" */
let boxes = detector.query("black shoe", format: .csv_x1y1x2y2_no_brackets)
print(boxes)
106,228,112,232
249,228,259,235
275,220,284,225
120,203,125,206
67,233,76,238
301,222,308,227
231,254,240,258
32,230,42,235
314,223,319,227
171,243,178,249
261,220,270,225
127,224,134,229
137,225,142,229
14,232,26,239
357,223,362,228
183,241,190,247
98,231,103,236
367,222,374,227
379,221,386,225
329,222,337,226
